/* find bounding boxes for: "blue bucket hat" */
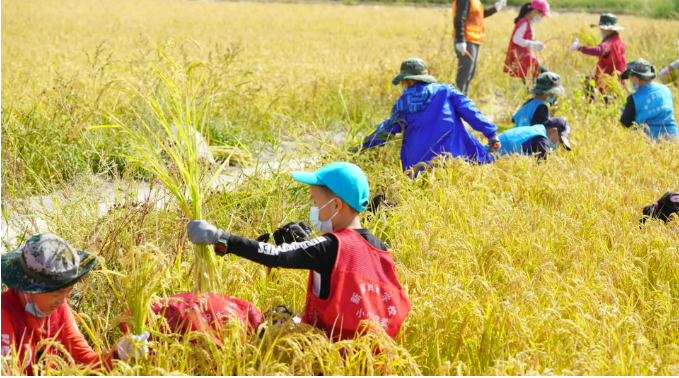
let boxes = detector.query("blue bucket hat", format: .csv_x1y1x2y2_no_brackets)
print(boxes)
291,162,370,212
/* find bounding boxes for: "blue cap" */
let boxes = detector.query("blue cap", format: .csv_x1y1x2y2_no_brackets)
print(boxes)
291,162,370,212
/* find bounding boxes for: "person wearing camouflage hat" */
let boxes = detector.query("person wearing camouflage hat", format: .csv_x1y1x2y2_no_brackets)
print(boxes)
1,233,149,374
620,59,678,140
512,72,565,127
570,13,627,100
358,57,500,176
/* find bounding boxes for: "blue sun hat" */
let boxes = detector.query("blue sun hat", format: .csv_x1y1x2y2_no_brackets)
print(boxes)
291,162,370,212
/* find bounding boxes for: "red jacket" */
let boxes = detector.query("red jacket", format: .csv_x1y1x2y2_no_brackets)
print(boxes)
301,228,410,340
119,292,263,346
503,17,541,80
578,33,627,79
1,288,114,375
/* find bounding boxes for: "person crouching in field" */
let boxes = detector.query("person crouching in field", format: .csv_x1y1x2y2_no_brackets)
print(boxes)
1,234,149,375
492,117,572,160
642,192,679,224
357,58,499,177
569,14,626,101
503,0,552,81
513,72,564,127
187,162,411,341
620,59,678,141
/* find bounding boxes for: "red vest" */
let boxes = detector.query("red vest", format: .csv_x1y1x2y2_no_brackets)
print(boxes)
595,33,626,79
503,17,541,80
301,228,410,340
1,288,69,375
119,292,263,346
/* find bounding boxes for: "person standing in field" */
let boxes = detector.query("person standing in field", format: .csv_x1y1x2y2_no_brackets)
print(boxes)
503,0,552,81
569,14,627,100
619,59,678,140
492,117,572,160
357,58,500,176
452,0,507,96
512,72,564,127
1,234,149,375
186,162,411,341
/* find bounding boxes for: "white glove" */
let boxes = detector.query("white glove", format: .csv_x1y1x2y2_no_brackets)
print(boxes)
495,0,506,11
116,332,150,361
455,42,467,55
658,67,670,77
528,41,546,52
187,220,224,245
570,37,580,51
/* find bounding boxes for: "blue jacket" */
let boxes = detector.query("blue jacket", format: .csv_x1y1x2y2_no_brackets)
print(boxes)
361,83,497,174
631,82,678,140
497,125,548,156
512,99,547,127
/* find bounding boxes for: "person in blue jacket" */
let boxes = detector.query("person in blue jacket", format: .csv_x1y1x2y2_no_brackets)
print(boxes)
358,58,500,176
493,117,572,160
619,59,678,141
513,72,564,127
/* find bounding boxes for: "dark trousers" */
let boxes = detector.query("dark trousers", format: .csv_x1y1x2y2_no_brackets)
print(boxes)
455,42,481,96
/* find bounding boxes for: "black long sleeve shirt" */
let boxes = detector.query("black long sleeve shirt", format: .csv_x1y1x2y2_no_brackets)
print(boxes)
620,94,637,128
454,0,498,43
224,228,387,300
521,135,550,160
512,100,550,126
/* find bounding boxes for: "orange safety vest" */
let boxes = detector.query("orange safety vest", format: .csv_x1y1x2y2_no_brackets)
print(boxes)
453,0,487,45
301,228,411,341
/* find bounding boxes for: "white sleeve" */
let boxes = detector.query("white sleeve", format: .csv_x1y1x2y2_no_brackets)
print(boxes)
670,59,679,70
512,22,530,48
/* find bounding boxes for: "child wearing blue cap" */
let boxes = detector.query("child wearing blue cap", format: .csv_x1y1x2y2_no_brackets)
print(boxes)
187,162,410,341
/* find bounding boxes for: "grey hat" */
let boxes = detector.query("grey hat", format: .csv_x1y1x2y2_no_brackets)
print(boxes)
621,59,657,81
591,13,625,31
391,58,437,86
1,233,97,293
530,72,565,95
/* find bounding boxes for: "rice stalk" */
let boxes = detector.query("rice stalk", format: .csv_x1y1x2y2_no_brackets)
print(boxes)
121,244,169,334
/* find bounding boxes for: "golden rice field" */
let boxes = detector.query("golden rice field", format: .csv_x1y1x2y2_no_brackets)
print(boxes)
2,0,679,375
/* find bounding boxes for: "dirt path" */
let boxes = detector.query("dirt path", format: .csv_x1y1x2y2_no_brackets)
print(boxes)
1,132,345,252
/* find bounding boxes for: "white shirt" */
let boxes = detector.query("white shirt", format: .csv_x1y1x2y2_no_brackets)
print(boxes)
512,21,535,48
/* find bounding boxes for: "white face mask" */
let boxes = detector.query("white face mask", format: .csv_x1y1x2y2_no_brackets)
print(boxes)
24,293,48,318
309,198,339,233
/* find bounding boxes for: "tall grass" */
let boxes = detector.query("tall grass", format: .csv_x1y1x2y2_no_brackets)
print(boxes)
91,49,232,294
2,0,679,375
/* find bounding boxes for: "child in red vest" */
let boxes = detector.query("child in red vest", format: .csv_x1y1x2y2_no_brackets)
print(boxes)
503,0,552,80
187,162,411,341
1,234,149,375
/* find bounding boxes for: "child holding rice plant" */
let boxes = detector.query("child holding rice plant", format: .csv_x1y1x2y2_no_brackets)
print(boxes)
1,234,149,375
512,72,564,127
356,58,500,177
569,14,627,99
503,0,552,81
187,162,411,341
619,59,678,141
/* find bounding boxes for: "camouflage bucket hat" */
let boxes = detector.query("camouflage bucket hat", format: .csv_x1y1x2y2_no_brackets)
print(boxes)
391,58,437,86
1,233,97,293
530,72,565,95
621,59,657,81
590,13,624,31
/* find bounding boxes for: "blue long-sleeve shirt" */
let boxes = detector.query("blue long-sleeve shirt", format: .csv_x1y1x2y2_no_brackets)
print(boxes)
361,83,497,174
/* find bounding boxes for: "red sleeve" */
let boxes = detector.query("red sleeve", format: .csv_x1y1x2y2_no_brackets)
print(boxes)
59,308,115,371
577,43,605,57
1,311,17,372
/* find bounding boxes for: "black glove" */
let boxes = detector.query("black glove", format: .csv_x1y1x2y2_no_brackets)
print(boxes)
257,222,313,245
272,222,313,244
487,136,501,151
